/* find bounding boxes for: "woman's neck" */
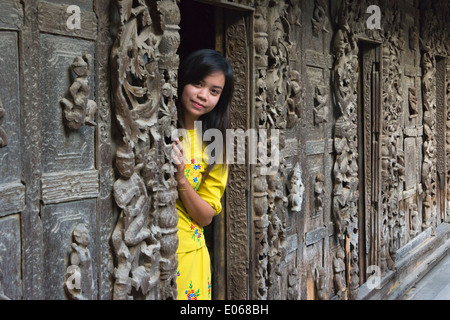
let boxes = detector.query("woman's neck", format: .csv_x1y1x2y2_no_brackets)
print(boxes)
184,115,198,130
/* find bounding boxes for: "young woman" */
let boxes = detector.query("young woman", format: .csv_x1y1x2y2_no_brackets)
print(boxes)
171,49,234,300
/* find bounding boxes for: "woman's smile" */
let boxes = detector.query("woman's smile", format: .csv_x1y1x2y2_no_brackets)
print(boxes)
191,100,205,110
181,71,225,128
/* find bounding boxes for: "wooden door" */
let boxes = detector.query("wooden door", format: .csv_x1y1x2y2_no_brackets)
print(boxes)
0,0,111,299
357,42,381,285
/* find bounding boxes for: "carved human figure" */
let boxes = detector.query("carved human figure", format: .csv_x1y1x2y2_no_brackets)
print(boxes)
409,26,419,51
0,99,7,148
409,203,421,238
314,173,325,217
287,70,302,120
314,266,327,300
312,0,329,36
112,139,152,299
287,162,305,212
60,54,97,130
113,140,151,248
313,85,329,124
408,87,419,118
333,247,346,298
64,223,94,300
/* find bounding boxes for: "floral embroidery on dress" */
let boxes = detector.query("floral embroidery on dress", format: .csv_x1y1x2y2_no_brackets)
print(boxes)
207,277,211,299
184,159,202,190
185,281,200,300
188,217,203,244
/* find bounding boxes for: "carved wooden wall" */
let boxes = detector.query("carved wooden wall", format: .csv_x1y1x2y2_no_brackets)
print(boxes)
0,0,449,300
0,0,109,299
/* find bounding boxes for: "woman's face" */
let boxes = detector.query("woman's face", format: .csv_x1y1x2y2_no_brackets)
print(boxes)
181,71,225,123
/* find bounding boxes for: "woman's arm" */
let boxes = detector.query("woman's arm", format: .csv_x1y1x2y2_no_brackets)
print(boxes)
172,139,215,227
176,176,215,227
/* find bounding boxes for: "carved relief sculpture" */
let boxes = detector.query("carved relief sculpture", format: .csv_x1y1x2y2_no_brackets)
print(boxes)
110,0,180,300
60,54,97,130
287,161,305,213
420,49,437,232
313,173,325,218
64,223,94,300
409,26,419,51
313,85,329,124
155,0,181,300
253,175,270,299
226,9,252,299
267,172,288,299
253,0,270,300
419,0,449,234
409,203,421,238
332,0,361,299
333,247,347,299
312,0,329,36
0,98,7,148
287,70,302,126
314,266,327,300
266,1,291,130
408,87,419,118
382,2,406,268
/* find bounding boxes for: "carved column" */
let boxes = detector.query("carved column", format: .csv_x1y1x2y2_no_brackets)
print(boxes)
156,0,180,300
225,11,251,300
110,0,179,300
420,1,439,235
446,61,450,221
331,0,360,300
253,0,269,300
379,2,405,271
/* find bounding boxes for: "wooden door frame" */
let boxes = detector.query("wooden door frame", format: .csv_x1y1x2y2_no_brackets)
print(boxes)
357,40,382,285
186,0,255,300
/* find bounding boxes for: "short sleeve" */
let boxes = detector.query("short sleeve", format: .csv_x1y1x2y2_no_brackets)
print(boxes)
196,163,228,215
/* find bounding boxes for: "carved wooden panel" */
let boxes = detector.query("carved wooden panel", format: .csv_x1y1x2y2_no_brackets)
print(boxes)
0,0,448,301
40,35,95,173
0,31,22,184
42,200,97,299
225,11,251,300
0,2,24,300
0,215,21,299
0,0,104,300
38,12,99,298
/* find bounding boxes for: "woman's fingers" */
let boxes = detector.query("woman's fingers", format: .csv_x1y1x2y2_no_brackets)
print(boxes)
171,153,181,165
176,139,184,156
171,141,186,165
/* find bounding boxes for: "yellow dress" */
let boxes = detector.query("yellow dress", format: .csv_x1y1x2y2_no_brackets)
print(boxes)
176,128,228,300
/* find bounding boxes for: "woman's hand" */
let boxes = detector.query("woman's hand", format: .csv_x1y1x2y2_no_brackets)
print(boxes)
172,138,188,185
171,138,215,227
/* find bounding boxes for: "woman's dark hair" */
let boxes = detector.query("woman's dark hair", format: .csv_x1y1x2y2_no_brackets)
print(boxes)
177,49,234,178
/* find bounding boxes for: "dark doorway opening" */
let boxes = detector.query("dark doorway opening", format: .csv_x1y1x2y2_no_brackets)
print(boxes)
178,0,217,62
178,0,226,300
